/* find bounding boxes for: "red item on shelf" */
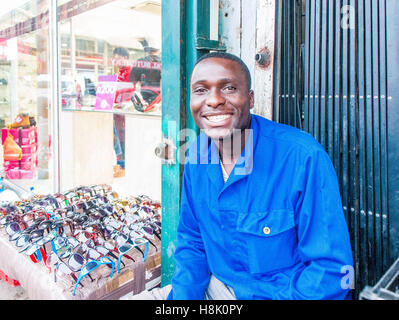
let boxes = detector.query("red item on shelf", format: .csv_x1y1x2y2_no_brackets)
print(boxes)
0,269,20,287
1,127,37,146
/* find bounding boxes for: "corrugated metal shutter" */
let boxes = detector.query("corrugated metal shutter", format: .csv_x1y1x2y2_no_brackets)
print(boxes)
274,0,399,298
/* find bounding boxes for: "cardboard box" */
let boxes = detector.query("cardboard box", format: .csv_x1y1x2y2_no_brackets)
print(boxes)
96,254,162,300
84,245,162,300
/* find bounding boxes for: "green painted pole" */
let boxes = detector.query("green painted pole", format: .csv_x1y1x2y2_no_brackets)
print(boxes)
161,0,226,287
160,0,187,287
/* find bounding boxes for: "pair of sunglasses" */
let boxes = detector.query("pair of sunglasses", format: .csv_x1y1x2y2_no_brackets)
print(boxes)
117,237,148,274
6,221,22,241
46,252,92,285
72,257,114,296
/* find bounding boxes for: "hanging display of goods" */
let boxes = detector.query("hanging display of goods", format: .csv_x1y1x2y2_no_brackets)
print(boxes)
0,184,161,296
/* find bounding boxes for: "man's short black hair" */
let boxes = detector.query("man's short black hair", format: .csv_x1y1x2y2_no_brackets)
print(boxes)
193,52,252,90
113,47,129,58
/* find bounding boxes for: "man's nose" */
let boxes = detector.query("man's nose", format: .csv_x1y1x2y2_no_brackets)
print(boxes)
206,89,225,108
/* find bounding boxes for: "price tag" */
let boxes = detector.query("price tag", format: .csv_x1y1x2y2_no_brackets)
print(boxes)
95,75,118,111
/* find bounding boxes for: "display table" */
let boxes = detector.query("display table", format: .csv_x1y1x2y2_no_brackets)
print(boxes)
0,227,161,300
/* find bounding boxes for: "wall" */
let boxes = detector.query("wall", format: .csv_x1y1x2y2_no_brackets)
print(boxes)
219,0,276,119
124,115,162,201
59,110,114,191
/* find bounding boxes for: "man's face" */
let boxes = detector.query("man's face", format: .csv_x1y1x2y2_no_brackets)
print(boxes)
190,57,254,140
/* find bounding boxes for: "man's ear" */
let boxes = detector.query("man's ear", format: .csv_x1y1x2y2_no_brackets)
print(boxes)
249,90,255,109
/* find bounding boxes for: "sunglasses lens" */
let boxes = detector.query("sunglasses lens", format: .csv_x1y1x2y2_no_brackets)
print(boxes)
31,229,44,239
119,244,132,254
83,261,98,273
39,221,52,229
142,207,151,214
16,235,29,247
134,238,147,245
6,222,20,236
69,254,84,271
143,226,153,235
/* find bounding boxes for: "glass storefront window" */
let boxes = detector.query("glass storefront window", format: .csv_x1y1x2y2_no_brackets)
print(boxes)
0,0,53,195
0,0,162,204
58,0,162,115
58,0,162,201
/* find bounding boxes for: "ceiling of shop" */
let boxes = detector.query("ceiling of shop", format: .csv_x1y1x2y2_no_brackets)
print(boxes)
59,0,161,51
0,1,29,15
0,0,162,51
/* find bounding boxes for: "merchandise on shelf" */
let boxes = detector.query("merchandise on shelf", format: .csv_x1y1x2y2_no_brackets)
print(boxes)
1,124,38,180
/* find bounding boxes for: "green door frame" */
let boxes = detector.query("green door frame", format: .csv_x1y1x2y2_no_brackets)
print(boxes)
161,0,225,287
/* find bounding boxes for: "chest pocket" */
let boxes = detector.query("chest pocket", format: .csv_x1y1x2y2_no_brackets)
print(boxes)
236,209,298,274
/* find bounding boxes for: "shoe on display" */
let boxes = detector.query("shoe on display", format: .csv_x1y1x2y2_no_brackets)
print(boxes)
29,117,36,127
6,113,31,129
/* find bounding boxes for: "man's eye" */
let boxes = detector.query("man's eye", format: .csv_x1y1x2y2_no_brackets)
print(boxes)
193,87,207,93
224,86,236,92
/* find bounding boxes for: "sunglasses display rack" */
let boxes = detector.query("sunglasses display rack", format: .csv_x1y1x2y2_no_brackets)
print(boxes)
0,184,162,299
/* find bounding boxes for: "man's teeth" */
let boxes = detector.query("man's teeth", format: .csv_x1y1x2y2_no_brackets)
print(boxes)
206,115,231,122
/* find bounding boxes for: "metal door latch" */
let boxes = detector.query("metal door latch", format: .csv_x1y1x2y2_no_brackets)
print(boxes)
155,138,176,165
255,47,272,69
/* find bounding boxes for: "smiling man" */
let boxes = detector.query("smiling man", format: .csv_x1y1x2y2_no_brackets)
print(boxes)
164,52,354,300
127,52,354,301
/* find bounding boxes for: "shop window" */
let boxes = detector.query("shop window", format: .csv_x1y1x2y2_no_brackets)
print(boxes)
0,0,53,194
58,0,162,202
60,34,71,56
0,1,163,299
97,40,105,54
0,0,162,204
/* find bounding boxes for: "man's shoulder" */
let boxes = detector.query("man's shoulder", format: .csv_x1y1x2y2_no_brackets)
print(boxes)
253,114,324,154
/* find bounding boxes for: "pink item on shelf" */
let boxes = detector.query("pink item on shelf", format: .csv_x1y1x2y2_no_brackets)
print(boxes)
5,169,20,180
19,169,36,179
21,153,37,163
1,127,37,146
4,160,36,171
5,168,37,180
21,143,38,155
